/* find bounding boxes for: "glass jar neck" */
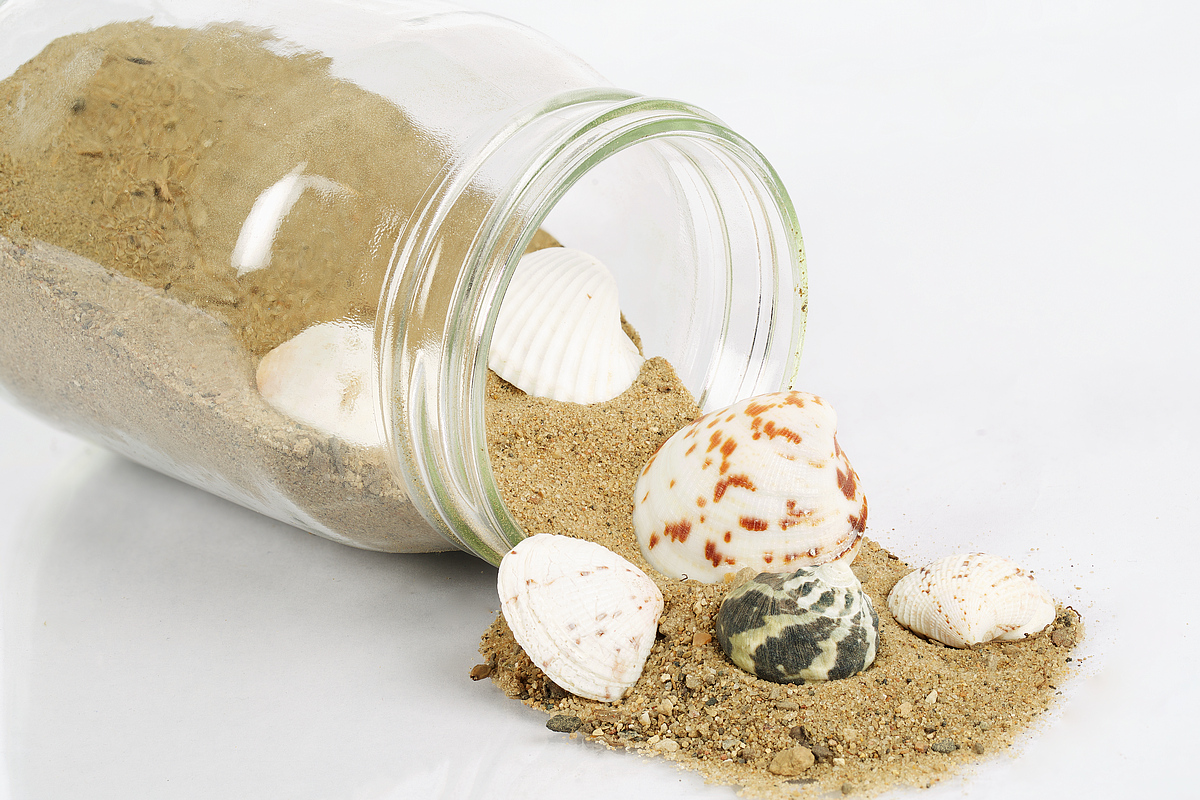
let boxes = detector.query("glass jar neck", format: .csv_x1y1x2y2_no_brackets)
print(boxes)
377,89,807,564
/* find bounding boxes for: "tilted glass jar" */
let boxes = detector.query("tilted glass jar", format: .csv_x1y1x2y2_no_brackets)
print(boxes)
0,0,806,564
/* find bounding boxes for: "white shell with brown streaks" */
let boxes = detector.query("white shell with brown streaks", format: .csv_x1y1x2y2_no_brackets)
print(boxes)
886,553,1056,648
632,391,868,584
489,248,644,404
497,534,663,702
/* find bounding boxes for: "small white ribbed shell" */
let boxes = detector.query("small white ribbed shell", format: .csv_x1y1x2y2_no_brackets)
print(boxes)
256,320,382,447
497,534,663,702
887,553,1056,648
488,248,644,404
632,391,868,583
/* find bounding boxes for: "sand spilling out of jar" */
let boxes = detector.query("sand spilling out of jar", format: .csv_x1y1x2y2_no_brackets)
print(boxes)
481,367,1080,798
0,22,1081,800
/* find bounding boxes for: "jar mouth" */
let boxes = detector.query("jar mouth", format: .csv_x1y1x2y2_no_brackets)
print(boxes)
379,90,806,563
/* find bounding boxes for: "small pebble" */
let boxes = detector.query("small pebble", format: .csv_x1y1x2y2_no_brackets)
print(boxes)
776,700,800,711
654,738,680,753
685,674,704,690
546,715,584,733
973,742,986,754
725,566,758,591
692,630,713,647
897,701,913,717
931,740,959,754
469,662,493,680
809,743,833,762
768,746,815,776
1051,628,1076,648
841,783,855,795
924,689,938,705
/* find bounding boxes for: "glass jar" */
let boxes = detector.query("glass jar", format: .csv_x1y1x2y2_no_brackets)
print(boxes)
0,0,806,564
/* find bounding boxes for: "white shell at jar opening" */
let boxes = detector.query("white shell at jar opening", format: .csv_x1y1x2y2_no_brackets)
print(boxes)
632,391,868,583
886,552,1057,648
488,247,644,405
497,533,663,702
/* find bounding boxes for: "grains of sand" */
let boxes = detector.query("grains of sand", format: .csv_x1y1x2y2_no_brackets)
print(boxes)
481,361,1081,798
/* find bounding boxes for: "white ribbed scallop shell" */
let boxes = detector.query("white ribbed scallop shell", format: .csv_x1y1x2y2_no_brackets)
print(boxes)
886,553,1056,648
497,534,663,702
488,248,644,404
632,390,868,584
256,320,382,447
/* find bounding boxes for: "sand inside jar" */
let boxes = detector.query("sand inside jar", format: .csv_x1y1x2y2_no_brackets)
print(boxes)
0,21,554,551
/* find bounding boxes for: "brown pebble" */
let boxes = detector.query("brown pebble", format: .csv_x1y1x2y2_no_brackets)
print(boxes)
810,743,833,762
725,566,758,591
1051,628,1076,647
973,742,985,754
841,783,855,796
469,663,493,680
692,630,713,647
768,745,815,776
546,715,584,733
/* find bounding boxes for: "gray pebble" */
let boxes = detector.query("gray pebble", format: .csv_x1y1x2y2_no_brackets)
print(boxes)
931,740,959,754
809,743,834,762
546,715,584,733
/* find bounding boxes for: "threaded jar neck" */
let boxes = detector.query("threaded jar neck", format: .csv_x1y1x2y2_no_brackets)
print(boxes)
378,89,806,563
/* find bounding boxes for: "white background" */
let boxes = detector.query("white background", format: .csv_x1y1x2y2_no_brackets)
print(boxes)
2,1,1197,798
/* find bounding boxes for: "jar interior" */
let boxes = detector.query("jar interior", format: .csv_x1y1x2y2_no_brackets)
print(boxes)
533,135,803,412
466,128,805,560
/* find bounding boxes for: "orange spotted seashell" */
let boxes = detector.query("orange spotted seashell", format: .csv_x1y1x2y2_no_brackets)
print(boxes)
631,391,867,583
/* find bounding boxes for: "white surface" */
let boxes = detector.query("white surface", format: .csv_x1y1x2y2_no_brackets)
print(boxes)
2,1,1197,798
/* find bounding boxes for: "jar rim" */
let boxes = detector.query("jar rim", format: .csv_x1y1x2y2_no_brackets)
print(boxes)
378,90,807,563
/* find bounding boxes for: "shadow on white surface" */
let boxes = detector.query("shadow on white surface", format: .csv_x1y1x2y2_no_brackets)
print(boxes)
0,451,732,800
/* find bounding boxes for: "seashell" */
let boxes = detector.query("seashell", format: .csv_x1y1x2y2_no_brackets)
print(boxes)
497,533,663,702
886,553,1056,648
488,247,644,404
714,561,879,683
256,320,382,447
632,390,867,583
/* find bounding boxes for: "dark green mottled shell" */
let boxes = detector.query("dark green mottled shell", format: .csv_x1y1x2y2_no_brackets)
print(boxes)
714,565,879,683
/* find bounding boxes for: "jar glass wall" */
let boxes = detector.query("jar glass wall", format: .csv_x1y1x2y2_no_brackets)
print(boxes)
0,0,805,561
